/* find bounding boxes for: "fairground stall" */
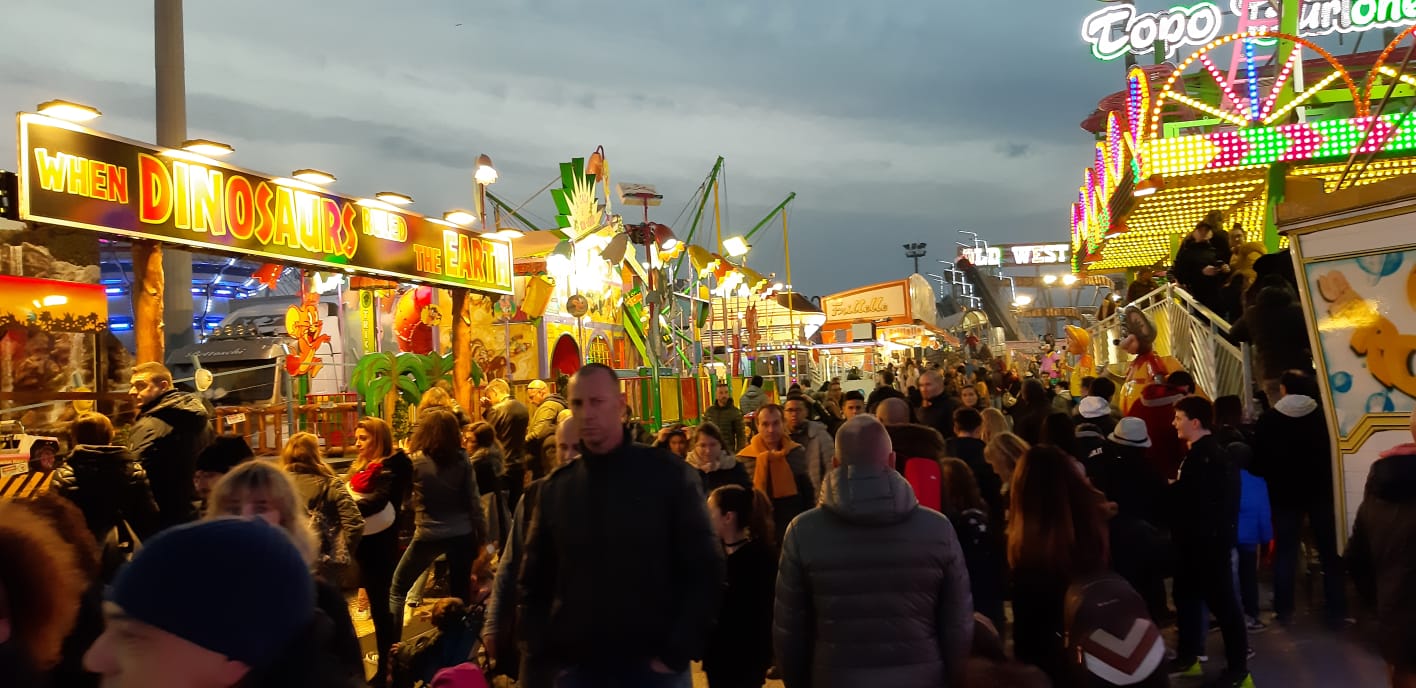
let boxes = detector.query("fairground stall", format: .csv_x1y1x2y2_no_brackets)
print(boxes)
10,110,515,454
1068,8,1416,401
816,275,956,382
1279,173,1416,545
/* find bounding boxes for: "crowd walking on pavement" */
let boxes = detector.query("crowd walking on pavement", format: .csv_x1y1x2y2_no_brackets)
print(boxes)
1,353,1412,688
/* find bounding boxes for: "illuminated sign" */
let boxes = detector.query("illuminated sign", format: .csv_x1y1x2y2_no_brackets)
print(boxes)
1082,0,1408,61
823,284,907,321
960,243,1071,267
17,114,513,294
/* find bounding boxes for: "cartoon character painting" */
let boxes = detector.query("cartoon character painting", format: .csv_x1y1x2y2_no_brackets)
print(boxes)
1115,306,1180,413
1064,324,1095,399
393,286,442,354
284,304,332,378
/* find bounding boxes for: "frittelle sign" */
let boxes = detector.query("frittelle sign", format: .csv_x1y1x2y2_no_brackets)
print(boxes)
822,284,907,321
1082,0,1410,61
17,114,513,294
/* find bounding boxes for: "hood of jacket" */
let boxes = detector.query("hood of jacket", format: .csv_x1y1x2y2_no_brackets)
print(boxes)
740,386,765,402
1372,446,1416,502
819,465,919,526
65,444,135,477
1274,394,1319,418
1139,383,1188,407
687,448,737,473
139,389,209,422
471,445,506,477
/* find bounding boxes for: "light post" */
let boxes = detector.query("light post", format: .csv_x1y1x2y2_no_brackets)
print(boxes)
474,153,507,379
904,242,928,274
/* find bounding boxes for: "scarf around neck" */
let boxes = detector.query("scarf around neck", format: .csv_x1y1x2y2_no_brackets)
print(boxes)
739,434,802,499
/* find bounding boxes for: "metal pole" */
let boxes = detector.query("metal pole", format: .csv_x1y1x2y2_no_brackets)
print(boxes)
783,206,796,385
156,0,193,356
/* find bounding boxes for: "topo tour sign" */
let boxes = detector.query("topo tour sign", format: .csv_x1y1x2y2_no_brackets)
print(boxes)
1082,0,1416,61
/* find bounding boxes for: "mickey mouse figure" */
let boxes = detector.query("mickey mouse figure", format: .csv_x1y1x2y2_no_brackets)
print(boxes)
1114,306,1180,413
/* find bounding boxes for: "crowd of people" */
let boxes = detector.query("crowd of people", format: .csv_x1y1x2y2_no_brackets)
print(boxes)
3,352,1414,688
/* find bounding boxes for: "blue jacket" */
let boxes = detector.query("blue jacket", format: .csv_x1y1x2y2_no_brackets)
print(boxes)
1237,468,1273,546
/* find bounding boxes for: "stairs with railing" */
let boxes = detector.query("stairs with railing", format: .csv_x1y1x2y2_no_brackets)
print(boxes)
1085,284,1252,404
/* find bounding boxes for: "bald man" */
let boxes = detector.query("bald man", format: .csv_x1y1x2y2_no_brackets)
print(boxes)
875,397,948,479
917,370,962,440
774,415,973,688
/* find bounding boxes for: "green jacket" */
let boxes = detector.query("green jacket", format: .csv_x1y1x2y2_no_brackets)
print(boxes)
704,403,747,455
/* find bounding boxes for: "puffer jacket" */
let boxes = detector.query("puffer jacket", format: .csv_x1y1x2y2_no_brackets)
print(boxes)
52,445,160,543
774,465,973,688
1252,394,1334,510
703,403,747,455
739,386,767,416
1347,444,1416,669
790,420,835,497
127,389,214,529
526,394,567,445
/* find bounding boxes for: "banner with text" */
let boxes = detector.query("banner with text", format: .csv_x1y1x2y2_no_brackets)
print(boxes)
17,114,513,294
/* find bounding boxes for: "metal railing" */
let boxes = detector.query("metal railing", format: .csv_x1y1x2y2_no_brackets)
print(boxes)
1086,283,1250,401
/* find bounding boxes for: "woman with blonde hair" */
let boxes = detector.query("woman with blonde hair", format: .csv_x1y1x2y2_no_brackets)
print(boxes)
347,417,412,684
980,407,1010,443
280,432,364,584
205,461,363,682
984,432,1029,496
1006,445,1111,684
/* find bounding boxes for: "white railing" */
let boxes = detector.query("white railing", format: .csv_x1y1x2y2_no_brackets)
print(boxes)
1086,283,1249,402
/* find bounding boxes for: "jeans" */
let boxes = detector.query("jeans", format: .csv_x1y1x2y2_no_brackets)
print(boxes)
389,534,477,626
1236,544,1261,620
355,528,399,682
1273,504,1347,623
1175,541,1248,673
555,666,692,688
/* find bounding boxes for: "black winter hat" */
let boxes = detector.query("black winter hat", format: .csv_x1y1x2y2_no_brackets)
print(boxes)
195,435,255,474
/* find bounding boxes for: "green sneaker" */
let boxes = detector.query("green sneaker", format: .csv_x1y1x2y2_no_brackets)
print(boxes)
1167,656,1204,679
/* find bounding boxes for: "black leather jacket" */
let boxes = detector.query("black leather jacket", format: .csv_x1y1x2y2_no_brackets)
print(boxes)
52,444,160,542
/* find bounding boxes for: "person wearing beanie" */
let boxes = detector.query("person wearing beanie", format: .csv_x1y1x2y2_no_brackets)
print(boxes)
82,518,316,688
193,434,256,506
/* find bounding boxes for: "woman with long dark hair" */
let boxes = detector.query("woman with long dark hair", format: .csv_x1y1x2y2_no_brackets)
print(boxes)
389,409,486,628
703,485,777,688
1010,379,1052,445
1007,445,1111,684
940,458,1006,634
347,417,411,687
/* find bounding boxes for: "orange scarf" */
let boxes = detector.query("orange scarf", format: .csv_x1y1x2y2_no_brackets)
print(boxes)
739,434,803,499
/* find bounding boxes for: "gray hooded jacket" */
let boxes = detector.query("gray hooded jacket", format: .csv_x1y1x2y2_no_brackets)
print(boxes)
774,465,973,688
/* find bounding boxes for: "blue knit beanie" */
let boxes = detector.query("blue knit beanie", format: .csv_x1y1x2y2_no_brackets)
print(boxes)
109,518,315,668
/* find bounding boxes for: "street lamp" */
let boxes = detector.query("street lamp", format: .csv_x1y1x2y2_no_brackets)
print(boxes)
903,242,928,274
474,154,498,185
1012,294,1033,307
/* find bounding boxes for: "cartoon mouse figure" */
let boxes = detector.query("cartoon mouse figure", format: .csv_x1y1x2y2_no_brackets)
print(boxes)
1115,306,1179,413
285,304,332,379
1064,325,1095,399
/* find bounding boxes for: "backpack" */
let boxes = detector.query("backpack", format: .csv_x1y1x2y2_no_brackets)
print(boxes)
902,457,943,512
308,479,353,582
1064,573,1166,687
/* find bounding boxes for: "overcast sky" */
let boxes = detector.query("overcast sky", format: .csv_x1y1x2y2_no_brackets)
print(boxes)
0,0,1123,297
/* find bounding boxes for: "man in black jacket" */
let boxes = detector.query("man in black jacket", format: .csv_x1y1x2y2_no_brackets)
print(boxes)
518,364,724,687
1251,369,1346,628
945,407,1005,525
916,370,960,440
1166,396,1250,687
126,362,213,531
864,370,906,415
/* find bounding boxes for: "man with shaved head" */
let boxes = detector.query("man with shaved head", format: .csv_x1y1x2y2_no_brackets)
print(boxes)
774,415,973,688
875,397,948,482
916,369,962,441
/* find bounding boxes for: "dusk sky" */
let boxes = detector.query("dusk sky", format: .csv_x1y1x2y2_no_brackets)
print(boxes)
0,0,1124,297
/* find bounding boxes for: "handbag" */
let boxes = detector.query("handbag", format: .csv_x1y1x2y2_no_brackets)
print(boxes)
309,480,353,580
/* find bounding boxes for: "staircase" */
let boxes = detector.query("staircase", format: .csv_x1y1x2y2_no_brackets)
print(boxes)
1085,284,1251,403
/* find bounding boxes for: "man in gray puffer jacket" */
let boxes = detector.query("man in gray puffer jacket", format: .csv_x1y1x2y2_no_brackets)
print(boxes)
774,414,973,688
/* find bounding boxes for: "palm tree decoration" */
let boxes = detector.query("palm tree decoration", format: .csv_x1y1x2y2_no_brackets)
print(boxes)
419,351,455,389
351,351,429,418
550,157,603,241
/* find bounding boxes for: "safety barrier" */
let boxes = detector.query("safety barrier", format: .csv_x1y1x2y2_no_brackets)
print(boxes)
1086,283,1250,403
0,469,53,499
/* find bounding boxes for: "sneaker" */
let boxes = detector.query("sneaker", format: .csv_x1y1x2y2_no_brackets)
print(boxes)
1246,617,1269,633
1208,670,1255,687
1167,656,1204,679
